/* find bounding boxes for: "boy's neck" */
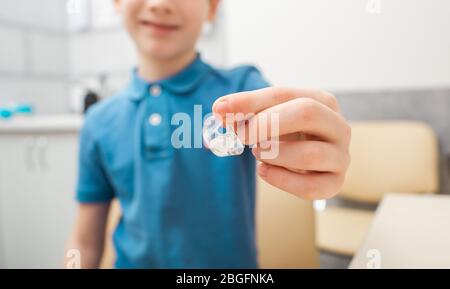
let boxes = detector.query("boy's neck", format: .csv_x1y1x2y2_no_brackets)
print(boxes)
137,50,197,82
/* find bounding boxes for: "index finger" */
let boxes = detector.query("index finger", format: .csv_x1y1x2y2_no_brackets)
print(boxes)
212,87,340,118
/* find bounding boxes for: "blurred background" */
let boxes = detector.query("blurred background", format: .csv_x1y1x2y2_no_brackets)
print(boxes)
0,0,449,269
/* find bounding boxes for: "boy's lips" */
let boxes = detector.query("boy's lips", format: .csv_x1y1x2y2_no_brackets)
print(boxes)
139,20,180,35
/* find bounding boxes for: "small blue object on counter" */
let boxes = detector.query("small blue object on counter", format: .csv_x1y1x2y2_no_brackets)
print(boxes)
0,104,33,119
0,108,13,119
14,104,33,115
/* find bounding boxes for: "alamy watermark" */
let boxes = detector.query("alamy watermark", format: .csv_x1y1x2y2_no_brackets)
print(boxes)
366,0,382,14
366,249,381,269
65,249,81,269
171,105,280,159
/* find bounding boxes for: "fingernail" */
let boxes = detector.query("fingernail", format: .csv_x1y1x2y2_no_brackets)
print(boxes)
258,163,268,177
213,99,228,113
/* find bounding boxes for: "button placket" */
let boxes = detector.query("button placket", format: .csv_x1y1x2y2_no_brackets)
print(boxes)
143,84,172,159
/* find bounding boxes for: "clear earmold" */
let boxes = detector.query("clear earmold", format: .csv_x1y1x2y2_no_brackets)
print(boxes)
203,115,245,157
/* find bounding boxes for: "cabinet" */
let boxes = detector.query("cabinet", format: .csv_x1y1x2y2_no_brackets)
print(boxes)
0,115,81,268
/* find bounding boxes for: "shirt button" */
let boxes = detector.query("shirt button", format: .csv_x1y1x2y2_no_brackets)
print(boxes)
150,84,162,97
149,113,162,126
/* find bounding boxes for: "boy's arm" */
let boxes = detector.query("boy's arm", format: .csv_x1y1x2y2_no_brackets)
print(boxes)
64,202,111,269
67,111,115,268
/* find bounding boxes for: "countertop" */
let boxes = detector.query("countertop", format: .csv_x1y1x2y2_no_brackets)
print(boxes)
0,114,83,133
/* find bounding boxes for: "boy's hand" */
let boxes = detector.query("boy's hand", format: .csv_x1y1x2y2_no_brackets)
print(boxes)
212,87,351,200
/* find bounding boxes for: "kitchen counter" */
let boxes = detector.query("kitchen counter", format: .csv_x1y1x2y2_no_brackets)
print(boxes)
0,114,83,133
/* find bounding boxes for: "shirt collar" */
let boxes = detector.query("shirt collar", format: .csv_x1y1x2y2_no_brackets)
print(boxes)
127,53,211,102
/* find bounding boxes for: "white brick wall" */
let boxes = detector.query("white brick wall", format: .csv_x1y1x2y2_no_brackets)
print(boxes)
0,0,66,31
0,26,26,74
0,77,67,114
68,28,136,76
0,0,68,114
29,32,68,76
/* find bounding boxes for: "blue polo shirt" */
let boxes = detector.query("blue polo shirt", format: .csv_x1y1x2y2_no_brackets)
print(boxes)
76,54,269,268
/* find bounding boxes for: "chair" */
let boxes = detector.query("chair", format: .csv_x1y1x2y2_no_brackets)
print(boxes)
316,121,439,257
256,177,319,268
100,177,319,268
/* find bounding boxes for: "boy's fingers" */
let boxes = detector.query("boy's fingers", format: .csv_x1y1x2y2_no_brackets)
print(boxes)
213,87,340,118
257,163,344,200
236,97,350,146
252,141,349,173
278,133,322,142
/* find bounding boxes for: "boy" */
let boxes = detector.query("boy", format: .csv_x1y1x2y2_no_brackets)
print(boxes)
65,0,350,268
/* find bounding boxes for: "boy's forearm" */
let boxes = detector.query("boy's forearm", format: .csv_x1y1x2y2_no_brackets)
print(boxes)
64,236,104,269
64,202,111,269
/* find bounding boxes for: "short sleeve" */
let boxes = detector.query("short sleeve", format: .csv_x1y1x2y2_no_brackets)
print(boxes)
76,120,115,203
241,66,271,92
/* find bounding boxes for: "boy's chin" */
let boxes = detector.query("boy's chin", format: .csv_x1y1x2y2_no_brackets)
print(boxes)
139,44,189,61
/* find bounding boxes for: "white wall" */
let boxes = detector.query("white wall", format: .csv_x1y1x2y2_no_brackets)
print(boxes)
0,0,68,114
0,0,66,31
224,0,450,90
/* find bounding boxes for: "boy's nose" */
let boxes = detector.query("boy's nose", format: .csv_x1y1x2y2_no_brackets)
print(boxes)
146,0,174,15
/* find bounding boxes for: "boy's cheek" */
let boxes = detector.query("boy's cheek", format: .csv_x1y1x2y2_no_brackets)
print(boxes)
119,1,143,29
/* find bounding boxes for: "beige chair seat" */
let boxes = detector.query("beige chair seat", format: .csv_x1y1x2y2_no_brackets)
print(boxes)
316,206,375,256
